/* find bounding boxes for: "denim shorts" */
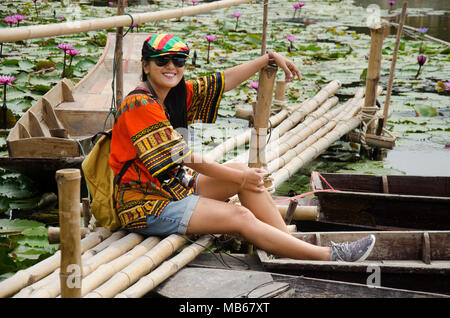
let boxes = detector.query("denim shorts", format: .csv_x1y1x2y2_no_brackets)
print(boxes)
130,174,201,236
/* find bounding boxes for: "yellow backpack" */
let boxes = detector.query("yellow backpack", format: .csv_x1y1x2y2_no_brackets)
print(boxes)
81,131,134,231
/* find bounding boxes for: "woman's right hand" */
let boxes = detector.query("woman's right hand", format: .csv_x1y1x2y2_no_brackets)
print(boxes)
240,168,266,192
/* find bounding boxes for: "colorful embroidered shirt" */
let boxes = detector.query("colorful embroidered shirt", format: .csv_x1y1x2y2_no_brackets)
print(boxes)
109,72,225,230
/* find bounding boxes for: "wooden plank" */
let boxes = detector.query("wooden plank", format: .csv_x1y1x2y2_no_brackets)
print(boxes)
155,267,275,298
256,231,450,275
55,108,112,137
42,97,64,130
17,123,31,139
27,111,45,137
422,232,431,264
61,80,75,102
7,137,80,158
154,268,448,298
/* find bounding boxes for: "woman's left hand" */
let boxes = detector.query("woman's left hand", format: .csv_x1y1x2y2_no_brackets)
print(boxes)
270,51,302,82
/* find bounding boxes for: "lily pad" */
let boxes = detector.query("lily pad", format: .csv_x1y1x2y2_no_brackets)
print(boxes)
414,105,438,117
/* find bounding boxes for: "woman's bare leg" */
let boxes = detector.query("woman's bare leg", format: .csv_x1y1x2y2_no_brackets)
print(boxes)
195,162,289,233
186,197,332,261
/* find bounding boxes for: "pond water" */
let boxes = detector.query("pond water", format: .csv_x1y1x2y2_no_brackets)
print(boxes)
353,0,450,42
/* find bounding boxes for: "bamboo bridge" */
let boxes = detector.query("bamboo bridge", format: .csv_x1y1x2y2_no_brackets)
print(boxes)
0,0,399,298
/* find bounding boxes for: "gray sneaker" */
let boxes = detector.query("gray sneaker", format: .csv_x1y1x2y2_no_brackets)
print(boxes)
330,234,376,262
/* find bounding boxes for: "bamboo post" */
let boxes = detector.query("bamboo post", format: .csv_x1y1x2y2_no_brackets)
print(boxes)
82,198,90,228
380,2,408,134
260,0,269,56
363,23,388,135
284,199,298,225
114,0,124,110
248,64,277,169
55,168,82,298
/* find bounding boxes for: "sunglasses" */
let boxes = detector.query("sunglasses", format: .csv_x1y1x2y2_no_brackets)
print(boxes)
152,55,187,67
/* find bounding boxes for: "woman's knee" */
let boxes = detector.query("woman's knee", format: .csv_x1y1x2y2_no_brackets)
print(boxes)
229,205,258,232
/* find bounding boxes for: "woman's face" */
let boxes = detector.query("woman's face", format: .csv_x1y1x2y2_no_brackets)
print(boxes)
142,57,185,93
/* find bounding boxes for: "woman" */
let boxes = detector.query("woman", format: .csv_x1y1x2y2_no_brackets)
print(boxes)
109,33,375,262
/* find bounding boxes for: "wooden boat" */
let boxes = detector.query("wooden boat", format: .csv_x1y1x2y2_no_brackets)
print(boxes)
257,230,450,295
0,33,147,187
153,267,449,298
311,171,450,230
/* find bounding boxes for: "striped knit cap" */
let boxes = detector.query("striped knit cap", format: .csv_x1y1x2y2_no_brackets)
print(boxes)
142,33,190,59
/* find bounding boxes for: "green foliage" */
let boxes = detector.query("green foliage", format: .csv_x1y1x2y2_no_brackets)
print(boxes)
0,219,59,280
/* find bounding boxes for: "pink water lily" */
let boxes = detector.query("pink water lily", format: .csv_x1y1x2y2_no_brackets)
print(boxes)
1,75,16,129
67,49,80,56
57,43,74,51
4,16,18,27
415,55,427,79
205,35,217,42
58,44,74,78
205,35,217,64
286,35,297,53
67,49,80,75
0,76,16,87
232,12,242,31
417,55,427,66
191,0,198,4
444,82,450,91
249,81,258,90
293,2,305,18
12,14,25,26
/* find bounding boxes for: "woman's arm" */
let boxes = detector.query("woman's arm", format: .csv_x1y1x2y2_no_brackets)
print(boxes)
223,51,302,92
183,152,265,192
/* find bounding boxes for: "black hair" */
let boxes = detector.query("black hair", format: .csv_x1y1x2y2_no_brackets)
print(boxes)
141,41,188,130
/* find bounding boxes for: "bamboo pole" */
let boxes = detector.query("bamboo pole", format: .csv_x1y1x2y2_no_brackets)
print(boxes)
260,0,269,56
248,64,277,169
283,199,298,225
271,116,363,189
277,204,317,221
270,86,383,184
81,236,160,297
29,233,144,298
48,226,89,244
208,80,341,164
15,230,124,298
228,81,342,165
0,0,253,42
0,228,111,298
84,234,188,298
363,23,389,135
115,235,214,298
55,168,82,298
267,101,360,174
381,2,407,133
206,102,290,162
343,131,395,149
82,198,90,229
114,0,124,111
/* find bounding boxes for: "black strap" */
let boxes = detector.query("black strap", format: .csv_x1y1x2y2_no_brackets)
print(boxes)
91,130,112,144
